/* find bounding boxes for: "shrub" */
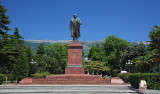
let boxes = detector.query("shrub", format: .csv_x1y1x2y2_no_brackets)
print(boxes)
111,69,119,77
31,72,52,78
117,73,131,83
7,74,15,83
128,73,160,90
0,74,5,85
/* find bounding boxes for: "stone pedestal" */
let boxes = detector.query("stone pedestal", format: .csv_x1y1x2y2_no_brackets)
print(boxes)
65,42,84,74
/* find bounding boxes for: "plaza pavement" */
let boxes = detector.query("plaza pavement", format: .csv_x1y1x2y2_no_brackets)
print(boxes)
0,84,159,94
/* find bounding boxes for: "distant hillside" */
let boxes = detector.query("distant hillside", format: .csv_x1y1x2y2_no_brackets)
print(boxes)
25,40,105,55
25,40,150,55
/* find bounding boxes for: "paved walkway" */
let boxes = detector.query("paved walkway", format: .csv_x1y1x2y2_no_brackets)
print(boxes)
0,84,159,94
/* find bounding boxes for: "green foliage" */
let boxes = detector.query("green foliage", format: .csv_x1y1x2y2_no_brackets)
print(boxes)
36,43,45,55
26,46,33,75
45,43,68,61
45,43,68,73
6,27,30,82
33,43,68,74
25,40,104,56
103,35,129,56
0,74,5,85
0,27,29,76
6,74,15,83
87,35,130,76
13,27,24,41
84,61,111,74
10,27,24,56
0,2,33,83
133,49,157,73
31,72,51,78
88,44,105,61
103,35,129,76
0,2,12,74
149,25,160,49
0,2,11,34
34,55,60,74
128,73,160,90
117,73,131,83
13,52,29,82
124,43,146,60
148,25,160,73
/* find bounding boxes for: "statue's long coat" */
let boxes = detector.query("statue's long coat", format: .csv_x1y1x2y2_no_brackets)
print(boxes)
70,18,82,38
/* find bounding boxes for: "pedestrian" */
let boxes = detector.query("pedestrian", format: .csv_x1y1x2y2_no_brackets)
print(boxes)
139,77,147,94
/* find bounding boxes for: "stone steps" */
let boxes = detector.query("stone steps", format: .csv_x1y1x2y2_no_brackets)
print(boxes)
20,74,111,84
0,85,137,94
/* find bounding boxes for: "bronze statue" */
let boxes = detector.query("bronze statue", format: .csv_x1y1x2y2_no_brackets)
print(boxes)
69,14,82,41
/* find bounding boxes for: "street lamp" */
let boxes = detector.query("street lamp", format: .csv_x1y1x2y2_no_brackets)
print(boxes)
31,59,36,64
30,59,37,73
126,60,133,73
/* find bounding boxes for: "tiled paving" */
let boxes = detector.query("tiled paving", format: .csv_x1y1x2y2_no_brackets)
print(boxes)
0,84,159,94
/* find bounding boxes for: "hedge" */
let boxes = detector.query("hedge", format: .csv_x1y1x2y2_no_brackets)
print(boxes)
117,73,131,83
118,73,160,90
0,74,5,85
31,72,52,78
128,73,160,90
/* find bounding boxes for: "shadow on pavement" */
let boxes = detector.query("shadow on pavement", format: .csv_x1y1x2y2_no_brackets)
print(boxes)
127,86,139,94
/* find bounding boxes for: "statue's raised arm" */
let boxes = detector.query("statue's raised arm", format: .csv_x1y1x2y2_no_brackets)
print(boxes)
69,14,82,41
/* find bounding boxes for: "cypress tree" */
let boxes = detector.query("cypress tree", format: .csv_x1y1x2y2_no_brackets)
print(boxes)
0,1,11,73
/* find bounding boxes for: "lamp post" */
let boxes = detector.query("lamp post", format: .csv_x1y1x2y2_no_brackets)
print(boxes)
126,60,133,73
31,59,36,64
30,59,37,73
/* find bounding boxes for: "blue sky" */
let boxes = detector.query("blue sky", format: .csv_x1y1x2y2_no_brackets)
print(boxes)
2,0,160,42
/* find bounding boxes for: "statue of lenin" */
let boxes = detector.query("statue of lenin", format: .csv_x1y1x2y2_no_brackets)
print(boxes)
69,14,82,41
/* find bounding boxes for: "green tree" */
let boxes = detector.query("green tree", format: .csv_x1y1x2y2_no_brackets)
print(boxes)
0,27,24,74
0,1,11,45
26,46,33,63
149,25,160,49
12,27,30,82
9,27,31,82
45,43,68,73
36,43,45,55
83,61,110,76
0,1,11,73
124,42,146,60
34,43,47,73
122,42,147,72
102,35,129,76
26,46,34,75
148,25,160,73
103,35,128,56
133,49,157,73
13,52,29,82
0,2,32,82
88,44,104,61
34,55,60,74
11,27,24,55
34,43,68,74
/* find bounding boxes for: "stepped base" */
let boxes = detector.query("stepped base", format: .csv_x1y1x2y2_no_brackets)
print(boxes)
20,74,111,84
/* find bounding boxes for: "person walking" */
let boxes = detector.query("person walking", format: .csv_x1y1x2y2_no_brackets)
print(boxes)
139,77,147,94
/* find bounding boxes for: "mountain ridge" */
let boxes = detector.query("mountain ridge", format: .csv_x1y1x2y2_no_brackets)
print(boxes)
25,39,149,55
25,39,105,43
25,39,105,55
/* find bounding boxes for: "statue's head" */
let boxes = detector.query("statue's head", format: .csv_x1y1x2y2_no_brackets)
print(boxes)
73,14,77,18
